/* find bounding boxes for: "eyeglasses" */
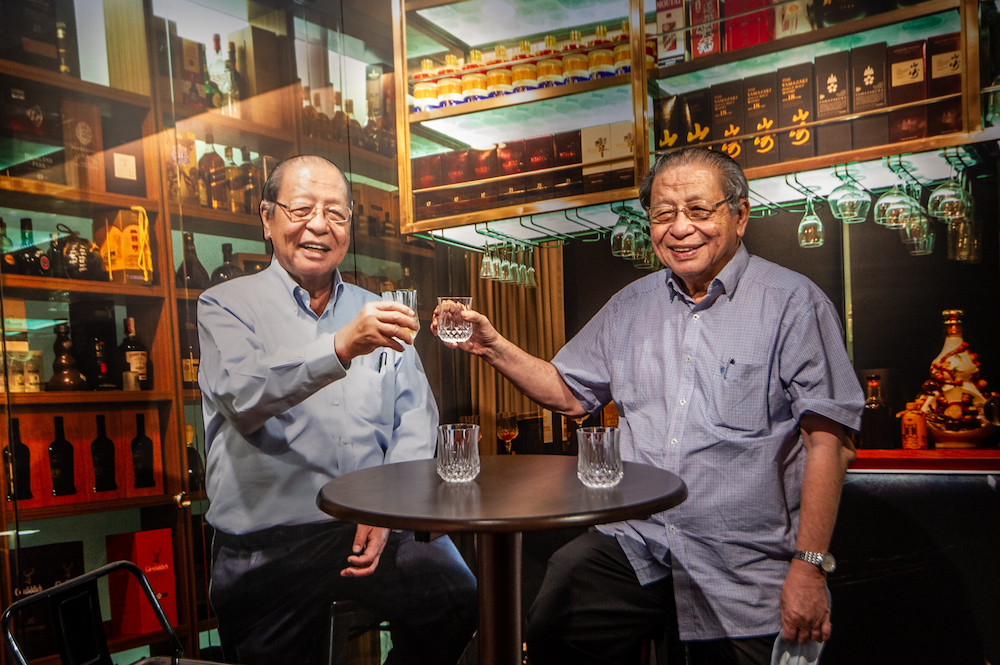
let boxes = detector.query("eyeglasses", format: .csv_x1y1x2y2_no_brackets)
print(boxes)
647,197,732,224
273,200,352,226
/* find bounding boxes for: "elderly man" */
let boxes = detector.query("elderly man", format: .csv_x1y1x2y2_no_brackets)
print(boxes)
434,147,863,664
199,154,476,665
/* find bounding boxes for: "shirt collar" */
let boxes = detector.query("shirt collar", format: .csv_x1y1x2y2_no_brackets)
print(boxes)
665,242,750,305
266,260,344,318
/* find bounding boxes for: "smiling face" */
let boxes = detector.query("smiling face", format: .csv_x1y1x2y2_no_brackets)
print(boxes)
261,160,352,293
649,164,749,302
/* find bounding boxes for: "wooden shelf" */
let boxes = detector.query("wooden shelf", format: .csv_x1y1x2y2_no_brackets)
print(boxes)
0,274,166,299
7,390,175,406
0,58,151,107
0,175,158,216
851,449,1000,472
7,493,174,522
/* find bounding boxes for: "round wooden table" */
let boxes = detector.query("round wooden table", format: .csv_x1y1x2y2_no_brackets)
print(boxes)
317,454,687,665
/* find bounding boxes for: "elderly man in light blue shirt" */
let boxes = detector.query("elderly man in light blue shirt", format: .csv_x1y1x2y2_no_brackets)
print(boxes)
200,154,476,665
434,147,863,665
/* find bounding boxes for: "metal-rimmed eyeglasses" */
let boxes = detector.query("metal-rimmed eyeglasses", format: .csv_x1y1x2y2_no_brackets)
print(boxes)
647,197,732,224
273,200,352,226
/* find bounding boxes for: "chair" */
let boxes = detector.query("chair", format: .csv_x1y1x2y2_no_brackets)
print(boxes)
328,599,383,665
1,559,222,665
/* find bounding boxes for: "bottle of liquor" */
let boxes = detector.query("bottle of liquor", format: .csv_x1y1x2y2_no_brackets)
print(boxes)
85,335,115,391
344,99,363,147
300,85,315,137
175,231,211,289
206,33,231,110
49,416,77,497
185,423,205,492
211,243,244,285
223,40,242,118
116,317,151,390
14,219,52,277
898,402,928,450
48,232,67,279
399,265,416,290
1,217,18,274
360,104,380,153
91,414,118,492
199,132,229,209
239,146,262,215
131,413,156,489
382,211,397,238
4,418,32,501
224,146,245,214
46,323,87,391
181,319,200,390
859,374,893,449
330,92,348,143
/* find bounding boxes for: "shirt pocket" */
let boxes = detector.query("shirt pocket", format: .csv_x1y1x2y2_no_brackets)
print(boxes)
700,359,770,434
347,364,393,427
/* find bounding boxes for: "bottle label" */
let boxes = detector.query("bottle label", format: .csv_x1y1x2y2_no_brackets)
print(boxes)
126,351,148,379
182,358,200,384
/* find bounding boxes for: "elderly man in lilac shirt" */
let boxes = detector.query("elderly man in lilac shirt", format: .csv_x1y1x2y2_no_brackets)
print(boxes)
433,147,863,665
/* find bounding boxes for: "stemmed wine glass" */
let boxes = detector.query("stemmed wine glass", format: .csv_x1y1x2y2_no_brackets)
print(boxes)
496,412,518,455
479,244,497,280
797,197,824,248
827,171,871,224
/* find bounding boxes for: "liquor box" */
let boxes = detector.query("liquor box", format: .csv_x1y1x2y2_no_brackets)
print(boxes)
229,25,295,128
92,209,154,286
440,150,471,185
69,299,117,392
101,115,146,198
711,80,745,167
61,99,105,191
814,50,852,156
468,147,498,180
554,168,584,198
413,191,439,220
525,172,555,203
0,0,59,72
162,128,199,205
814,0,869,28
609,120,635,189
888,40,927,143
524,135,554,172
777,62,814,161
689,0,721,59
7,541,85,658
177,38,206,108
152,17,182,104
553,131,582,167
120,408,163,498
927,33,962,136
581,124,611,193
652,95,682,152
459,182,499,212
744,72,779,168
497,141,524,175
1,79,65,183
680,89,712,147
657,0,686,66
411,154,443,190
774,0,812,39
851,42,888,149
106,528,177,636
724,0,774,53
498,176,526,206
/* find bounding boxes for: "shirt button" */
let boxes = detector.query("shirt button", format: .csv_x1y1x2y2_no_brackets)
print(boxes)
678,398,686,405
341,437,348,444
333,399,340,406
692,314,700,320
669,525,678,533
670,438,678,446
685,355,691,363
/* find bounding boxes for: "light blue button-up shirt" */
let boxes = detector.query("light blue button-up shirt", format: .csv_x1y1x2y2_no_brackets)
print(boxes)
552,244,864,641
199,261,438,535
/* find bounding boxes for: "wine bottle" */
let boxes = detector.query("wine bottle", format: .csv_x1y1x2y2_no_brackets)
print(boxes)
91,414,118,492
15,219,52,277
181,319,200,390
4,418,32,501
199,132,229,209
175,231,211,289
49,416,78,496
116,317,151,390
859,374,893,449
131,413,155,489
211,243,244,284
239,146,261,215
224,146,245,214
185,423,205,491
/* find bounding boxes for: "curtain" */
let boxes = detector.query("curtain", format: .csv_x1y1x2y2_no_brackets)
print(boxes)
467,243,565,454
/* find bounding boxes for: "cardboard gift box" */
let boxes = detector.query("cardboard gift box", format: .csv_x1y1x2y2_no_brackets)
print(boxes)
927,33,962,136
107,528,177,636
745,72,779,168
711,79,745,167
689,0,721,59
497,141,525,175
814,50,852,155
887,40,927,143
652,95,682,152
850,42,888,149
92,209,155,286
778,62,815,161
680,89,712,147
7,541,85,657
581,124,611,193
523,135,554,172
657,0,686,66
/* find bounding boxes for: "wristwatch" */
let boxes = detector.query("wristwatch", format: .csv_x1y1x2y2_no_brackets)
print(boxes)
793,550,837,574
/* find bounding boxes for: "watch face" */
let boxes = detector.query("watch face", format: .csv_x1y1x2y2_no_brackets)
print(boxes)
820,553,837,573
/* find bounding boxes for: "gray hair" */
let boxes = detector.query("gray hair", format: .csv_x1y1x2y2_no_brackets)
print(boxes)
638,147,749,217
260,154,353,218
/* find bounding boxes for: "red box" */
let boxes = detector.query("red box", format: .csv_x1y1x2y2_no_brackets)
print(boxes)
724,0,774,52
411,154,442,189
106,528,177,636
690,0,721,59
497,141,525,175
440,150,471,185
523,135,554,172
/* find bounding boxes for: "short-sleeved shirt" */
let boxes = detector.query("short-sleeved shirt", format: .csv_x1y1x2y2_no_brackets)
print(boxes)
551,243,864,640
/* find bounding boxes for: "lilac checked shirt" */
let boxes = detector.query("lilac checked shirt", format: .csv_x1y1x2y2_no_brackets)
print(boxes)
551,243,864,640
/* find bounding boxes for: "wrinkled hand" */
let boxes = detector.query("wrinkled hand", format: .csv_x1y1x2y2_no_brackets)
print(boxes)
779,560,832,644
335,301,419,364
340,524,391,577
430,304,500,358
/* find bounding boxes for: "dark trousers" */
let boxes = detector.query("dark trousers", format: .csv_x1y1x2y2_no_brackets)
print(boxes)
525,531,775,665
211,521,477,665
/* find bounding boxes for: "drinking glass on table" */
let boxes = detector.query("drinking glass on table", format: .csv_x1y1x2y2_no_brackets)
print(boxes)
437,296,474,343
577,426,623,488
497,412,518,454
437,423,480,482
382,288,419,339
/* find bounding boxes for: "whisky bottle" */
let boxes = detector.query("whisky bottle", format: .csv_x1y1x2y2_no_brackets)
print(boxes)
85,335,115,391
360,104,380,153
46,323,87,391
211,243,244,284
131,413,156,489
330,92,348,143
206,33,230,109
199,132,229,209
116,317,151,390
223,40,242,118
91,414,118,492
185,423,205,492
859,375,893,449
344,99,363,147
175,231,211,289
49,416,78,496
224,146,245,214
301,85,315,137
14,219,52,277
239,146,262,215
181,319,200,390
4,418,32,501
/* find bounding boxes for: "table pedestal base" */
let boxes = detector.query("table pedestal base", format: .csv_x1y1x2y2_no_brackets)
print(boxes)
476,531,522,665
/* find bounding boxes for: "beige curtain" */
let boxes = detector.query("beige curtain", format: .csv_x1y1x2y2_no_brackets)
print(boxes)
468,244,565,454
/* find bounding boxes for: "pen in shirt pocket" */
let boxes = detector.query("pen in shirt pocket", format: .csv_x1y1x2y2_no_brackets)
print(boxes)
721,357,734,378
377,351,387,373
